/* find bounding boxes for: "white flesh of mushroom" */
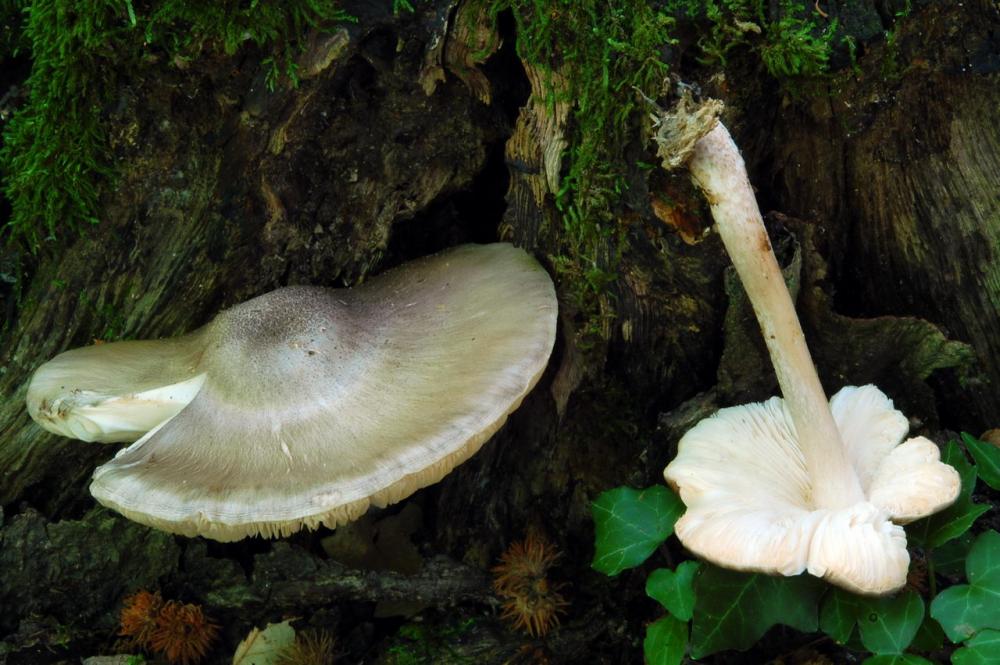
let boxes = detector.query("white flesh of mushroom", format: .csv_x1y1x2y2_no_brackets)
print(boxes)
28,338,208,443
663,123,960,595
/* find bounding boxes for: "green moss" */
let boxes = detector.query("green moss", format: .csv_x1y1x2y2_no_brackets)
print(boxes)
483,0,673,344
0,0,128,250
0,0,29,57
141,0,353,90
666,0,837,80
1,0,350,251
759,8,836,78
877,3,913,81
385,618,476,665
483,1,836,347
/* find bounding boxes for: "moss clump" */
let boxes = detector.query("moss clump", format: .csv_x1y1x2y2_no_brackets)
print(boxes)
480,0,838,346
0,0,28,58
484,0,673,343
385,618,476,665
141,0,353,90
1,0,128,250
1,0,350,251
666,0,837,80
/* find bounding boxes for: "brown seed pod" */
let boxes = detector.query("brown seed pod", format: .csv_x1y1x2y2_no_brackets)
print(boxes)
148,600,219,665
492,533,568,637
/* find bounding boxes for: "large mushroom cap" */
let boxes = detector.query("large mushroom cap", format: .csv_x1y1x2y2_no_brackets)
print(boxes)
34,243,557,541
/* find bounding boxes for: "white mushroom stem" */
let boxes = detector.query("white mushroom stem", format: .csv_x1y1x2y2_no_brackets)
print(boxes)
689,124,865,509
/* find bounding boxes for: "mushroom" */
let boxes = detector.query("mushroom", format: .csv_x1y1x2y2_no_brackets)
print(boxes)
653,101,960,594
27,243,557,541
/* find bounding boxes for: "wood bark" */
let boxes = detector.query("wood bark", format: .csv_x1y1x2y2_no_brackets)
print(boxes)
769,0,1000,428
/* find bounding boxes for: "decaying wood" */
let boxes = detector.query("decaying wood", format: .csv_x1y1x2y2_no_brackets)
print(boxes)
715,213,973,423
499,60,570,249
770,1,1000,429
0,507,491,656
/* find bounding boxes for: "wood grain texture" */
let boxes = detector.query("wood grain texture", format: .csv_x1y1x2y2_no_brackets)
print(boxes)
773,1,1000,427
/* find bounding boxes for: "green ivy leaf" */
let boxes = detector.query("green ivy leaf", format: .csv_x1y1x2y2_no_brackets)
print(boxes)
861,655,934,665
689,566,824,658
856,590,924,654
940,441,973,499
919,501,991,550
952,629,1000,665
819,589,861,644
908,442,988,548
963,432,1000,491
643,614,687,665
590,486,683,576
646,561,700,621
933,533,975,579
930,530,1000,643
819,588,862,644
821,589,923,654
910,613,946,652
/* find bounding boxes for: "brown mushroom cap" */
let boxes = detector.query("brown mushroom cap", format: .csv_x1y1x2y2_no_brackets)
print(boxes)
40,244,555,541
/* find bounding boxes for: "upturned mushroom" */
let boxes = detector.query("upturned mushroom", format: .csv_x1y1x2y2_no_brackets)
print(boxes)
653,100,960,594
27,243,557,541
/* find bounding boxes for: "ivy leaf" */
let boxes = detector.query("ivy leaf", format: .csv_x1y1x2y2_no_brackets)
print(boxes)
689,566,824,658
908,442,988,549
590,486,683,576
963,432,1000,491
937,441,974,501
930,530,1000,643
821,588,924,654
646,561,700,621
861,655,934,665
643,614,687,665
910,613,946,652
855,590,924,654
917,500,990,551
933,533,975,579
820,587,862,644
952,629,1000,665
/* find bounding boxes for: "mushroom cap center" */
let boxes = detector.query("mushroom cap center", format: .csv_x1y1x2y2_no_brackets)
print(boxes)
201,286,367,405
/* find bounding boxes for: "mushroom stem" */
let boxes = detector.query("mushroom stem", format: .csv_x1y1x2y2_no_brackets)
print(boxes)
689,124,865,509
